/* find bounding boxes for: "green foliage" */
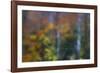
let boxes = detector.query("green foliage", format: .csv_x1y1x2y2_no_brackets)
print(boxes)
44,47,57,61
22,27,57,61
22,15,90,62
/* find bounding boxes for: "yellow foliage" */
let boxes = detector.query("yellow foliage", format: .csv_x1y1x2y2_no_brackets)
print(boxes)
48,23,55,30
30,35,37,41
43,37,50,44
43,23,55,33
30,49,41,61
23,47,42,61
22,54,32,62
57,23,70,35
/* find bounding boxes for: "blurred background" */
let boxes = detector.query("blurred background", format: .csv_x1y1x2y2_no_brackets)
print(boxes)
22,10,90,62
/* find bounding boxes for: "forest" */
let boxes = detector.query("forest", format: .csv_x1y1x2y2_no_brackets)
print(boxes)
22,10,90,62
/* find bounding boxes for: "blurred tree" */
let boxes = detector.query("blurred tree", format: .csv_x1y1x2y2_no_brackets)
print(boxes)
22,11,90,62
